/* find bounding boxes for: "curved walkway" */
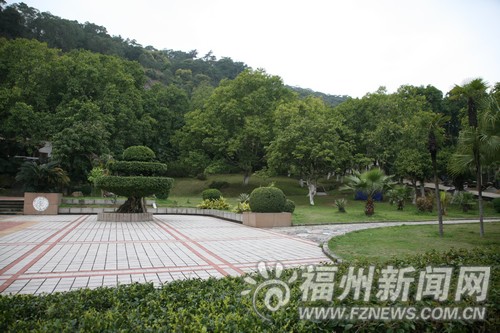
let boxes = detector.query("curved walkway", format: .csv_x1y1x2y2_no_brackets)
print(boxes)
0,214,330,295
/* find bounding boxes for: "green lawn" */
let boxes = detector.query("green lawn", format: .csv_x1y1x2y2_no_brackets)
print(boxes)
328,222,500,263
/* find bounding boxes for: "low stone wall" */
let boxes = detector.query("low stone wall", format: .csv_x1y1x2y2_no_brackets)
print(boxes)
97,212,153,222
59,207,243,223
62,198,155,205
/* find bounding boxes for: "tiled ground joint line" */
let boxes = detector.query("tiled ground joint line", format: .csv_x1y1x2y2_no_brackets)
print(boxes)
153,218,246,276
0,215,89,292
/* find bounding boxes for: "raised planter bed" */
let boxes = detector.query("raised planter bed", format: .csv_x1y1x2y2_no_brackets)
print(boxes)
97,212,153,222
242,212,292,228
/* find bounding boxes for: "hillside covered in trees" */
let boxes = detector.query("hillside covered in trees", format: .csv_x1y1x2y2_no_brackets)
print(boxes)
0,1,499,196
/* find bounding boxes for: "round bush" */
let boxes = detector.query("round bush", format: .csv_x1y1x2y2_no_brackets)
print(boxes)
202,189,222,201
122,146,155,162
283,199,295,213
493,198,500,213
249,187,286,213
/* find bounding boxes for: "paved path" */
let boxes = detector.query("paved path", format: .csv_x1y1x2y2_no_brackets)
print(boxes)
0,215,330,295
269,219,500,244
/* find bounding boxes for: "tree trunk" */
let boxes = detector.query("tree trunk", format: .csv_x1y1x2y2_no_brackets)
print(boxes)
116,196,146,213
365,197,374,216
307,181,316,206
432,157,443,237
412,180,418,204
243,172,250,186
419,180,426,197
476,159,484,237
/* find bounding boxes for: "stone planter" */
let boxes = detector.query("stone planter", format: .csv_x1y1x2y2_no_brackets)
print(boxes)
97,212,153,222
24,192,62,215
242,212,292,228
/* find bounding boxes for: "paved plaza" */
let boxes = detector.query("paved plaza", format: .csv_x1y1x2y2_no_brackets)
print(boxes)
0,214,331,295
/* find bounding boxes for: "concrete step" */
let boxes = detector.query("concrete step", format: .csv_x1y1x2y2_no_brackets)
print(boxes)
0,199,24,215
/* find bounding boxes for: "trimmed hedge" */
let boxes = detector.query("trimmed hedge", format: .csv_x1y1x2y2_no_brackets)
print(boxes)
122,146,155,162
109,161,169,176
97,176,173,198
283,199,295,213
249,186,286,213
202,189,222,201
0,248,497,332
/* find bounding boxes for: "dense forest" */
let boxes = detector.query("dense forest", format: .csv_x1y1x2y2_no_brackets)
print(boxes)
0,1,499,195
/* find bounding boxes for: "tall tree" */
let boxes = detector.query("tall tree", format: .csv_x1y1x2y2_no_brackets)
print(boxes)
449,78,490,237
267,97,353,205
427,113,451,237
175,69,293,184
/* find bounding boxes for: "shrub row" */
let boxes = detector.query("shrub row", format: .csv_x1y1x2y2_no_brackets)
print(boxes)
0,248,497,332
97,176,173,199
108,161,169,176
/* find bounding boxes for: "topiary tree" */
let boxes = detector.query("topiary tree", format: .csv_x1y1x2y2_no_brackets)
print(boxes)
249,186,286,213
97,146,173,213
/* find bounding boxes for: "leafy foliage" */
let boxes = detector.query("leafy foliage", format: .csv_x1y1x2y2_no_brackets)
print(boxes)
238,193,250,203
109,161,168,176
97,176,173,198
15,161,70,192
175,69,294,183
122,146,156,162
97,146,173,212
493,198,500,213
334,198,347,212
416,196,434,213
342,168,394,215
451,191,475,212
197,197,230,210
233,202,251,213
249,186,286,213
283,199,296,213
386,185,413,210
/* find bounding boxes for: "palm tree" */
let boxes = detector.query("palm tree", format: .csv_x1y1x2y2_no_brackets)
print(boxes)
449,78,499,237
342,168,394,216
15,161,70,192
427,113,450,237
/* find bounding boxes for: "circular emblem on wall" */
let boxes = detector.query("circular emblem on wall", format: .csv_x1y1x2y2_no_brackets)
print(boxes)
33,196,50,212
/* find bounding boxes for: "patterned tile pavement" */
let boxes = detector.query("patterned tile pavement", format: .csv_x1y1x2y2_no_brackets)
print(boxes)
0,215,331,295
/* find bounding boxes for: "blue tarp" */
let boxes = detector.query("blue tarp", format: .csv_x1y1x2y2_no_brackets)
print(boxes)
355,191,383,201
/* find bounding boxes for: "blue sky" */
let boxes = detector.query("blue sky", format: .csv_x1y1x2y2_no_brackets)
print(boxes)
9,0,500,97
